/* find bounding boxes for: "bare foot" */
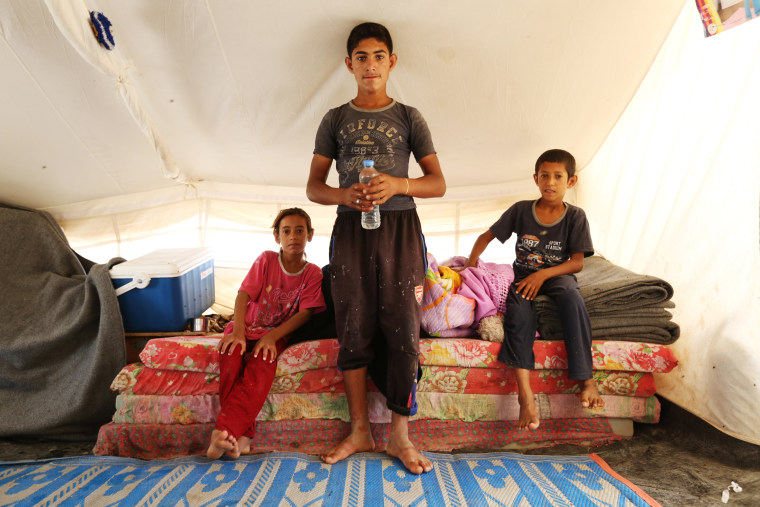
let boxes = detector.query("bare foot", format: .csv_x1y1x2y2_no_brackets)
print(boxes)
237,436,252,455
517,392,540,430
207,429,237,459
321,430,375,465
580,379,605,409
386,435,432,475
224,441,241,459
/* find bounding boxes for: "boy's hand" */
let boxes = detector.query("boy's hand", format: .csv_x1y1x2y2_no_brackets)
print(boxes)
514,271,548,300
348,184,373,211
253,333,279,363
216,329,246,355
360,174,404,205
452,259,475,272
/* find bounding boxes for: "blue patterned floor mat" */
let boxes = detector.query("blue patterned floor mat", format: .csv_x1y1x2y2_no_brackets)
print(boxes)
0,451,659,506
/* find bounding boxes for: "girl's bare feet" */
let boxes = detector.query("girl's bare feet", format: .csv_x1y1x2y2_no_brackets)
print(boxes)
207,429,237,459
580,379,605,409
321,429,375,464
237,436,252,455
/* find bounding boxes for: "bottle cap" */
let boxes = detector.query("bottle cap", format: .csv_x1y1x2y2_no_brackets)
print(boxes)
363,160,374,167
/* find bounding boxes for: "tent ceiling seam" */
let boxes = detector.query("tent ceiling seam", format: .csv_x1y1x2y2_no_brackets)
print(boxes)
43,0,195,189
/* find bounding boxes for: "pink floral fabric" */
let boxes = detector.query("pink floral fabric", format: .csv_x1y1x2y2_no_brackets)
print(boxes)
110,392,659,425
421,253,477,335
259,392,660,424
111,363,655,398
138,336,678,374
113,394,219,424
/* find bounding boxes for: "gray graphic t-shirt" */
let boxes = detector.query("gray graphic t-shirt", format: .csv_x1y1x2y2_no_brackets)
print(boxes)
313,100,436,212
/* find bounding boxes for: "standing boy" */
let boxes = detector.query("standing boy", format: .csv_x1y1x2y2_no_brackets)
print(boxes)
463,149,604,431
307,22,445,474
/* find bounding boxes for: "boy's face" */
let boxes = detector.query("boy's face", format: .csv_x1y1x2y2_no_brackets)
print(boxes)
345,38,397,95
533,162,577,204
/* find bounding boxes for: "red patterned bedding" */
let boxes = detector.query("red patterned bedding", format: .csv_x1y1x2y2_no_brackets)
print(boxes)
138,337,678,374
418,367,656,397
111,363,220,396
96,334,676,459
112,392,659,425
112,363,656,398
94,417,635,459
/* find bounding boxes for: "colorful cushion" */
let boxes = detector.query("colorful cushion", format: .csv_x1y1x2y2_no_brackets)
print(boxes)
139,336,678,374
112,392,659,425
111,363,219,396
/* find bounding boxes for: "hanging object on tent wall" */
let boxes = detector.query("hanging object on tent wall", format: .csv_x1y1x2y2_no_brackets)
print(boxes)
89,11,115,50
694,0,760,37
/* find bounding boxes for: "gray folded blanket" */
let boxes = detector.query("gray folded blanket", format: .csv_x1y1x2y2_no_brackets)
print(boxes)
0,203,126,438
534,255,680,344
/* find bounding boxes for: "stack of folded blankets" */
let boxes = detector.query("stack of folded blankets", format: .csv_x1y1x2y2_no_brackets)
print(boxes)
534,255,680,345
95,324,678,459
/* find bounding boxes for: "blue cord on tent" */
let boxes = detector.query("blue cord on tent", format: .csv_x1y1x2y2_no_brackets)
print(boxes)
89,11,115,50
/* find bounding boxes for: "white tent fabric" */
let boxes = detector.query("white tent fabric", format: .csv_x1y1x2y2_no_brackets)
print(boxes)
1,1,758,443
578,5,760,444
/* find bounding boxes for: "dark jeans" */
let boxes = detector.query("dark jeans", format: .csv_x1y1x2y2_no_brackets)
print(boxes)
497,273,593,380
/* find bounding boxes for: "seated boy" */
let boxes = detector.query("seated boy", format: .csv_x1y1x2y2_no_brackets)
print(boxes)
463,149,604,430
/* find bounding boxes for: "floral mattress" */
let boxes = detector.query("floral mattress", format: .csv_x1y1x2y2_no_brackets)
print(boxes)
96,335,677,459
136,336,677,375
112,392,660,425
112,362,657,398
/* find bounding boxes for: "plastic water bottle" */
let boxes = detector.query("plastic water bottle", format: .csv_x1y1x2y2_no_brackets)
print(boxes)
359,160,380,230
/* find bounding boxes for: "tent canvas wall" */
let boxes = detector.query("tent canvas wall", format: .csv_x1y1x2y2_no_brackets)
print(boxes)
1,1,758,445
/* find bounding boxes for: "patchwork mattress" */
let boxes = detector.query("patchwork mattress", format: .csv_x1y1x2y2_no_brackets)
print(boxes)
95,336,677,459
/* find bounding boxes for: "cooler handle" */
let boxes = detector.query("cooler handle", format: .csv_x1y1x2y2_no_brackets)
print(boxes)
114,273,151,296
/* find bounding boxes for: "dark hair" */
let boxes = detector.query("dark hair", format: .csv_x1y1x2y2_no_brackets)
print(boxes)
535,149,576,177
347,22,393,57
272,207,314,234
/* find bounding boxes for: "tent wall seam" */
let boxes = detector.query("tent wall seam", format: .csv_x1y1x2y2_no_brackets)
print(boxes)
43,0,195,188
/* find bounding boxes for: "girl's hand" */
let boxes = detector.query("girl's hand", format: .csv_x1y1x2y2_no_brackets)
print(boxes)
216,329,246,355
253,333,279,363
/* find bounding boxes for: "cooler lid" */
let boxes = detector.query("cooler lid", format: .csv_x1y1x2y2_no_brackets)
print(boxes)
110,247,213,278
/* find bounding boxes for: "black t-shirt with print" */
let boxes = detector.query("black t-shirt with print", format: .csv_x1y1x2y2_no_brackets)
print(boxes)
490,200,594,277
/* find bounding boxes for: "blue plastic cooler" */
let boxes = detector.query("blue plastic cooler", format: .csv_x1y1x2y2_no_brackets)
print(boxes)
110,248,215,332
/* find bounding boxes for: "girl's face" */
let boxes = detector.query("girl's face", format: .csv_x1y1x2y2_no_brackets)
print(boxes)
274,214,312,256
